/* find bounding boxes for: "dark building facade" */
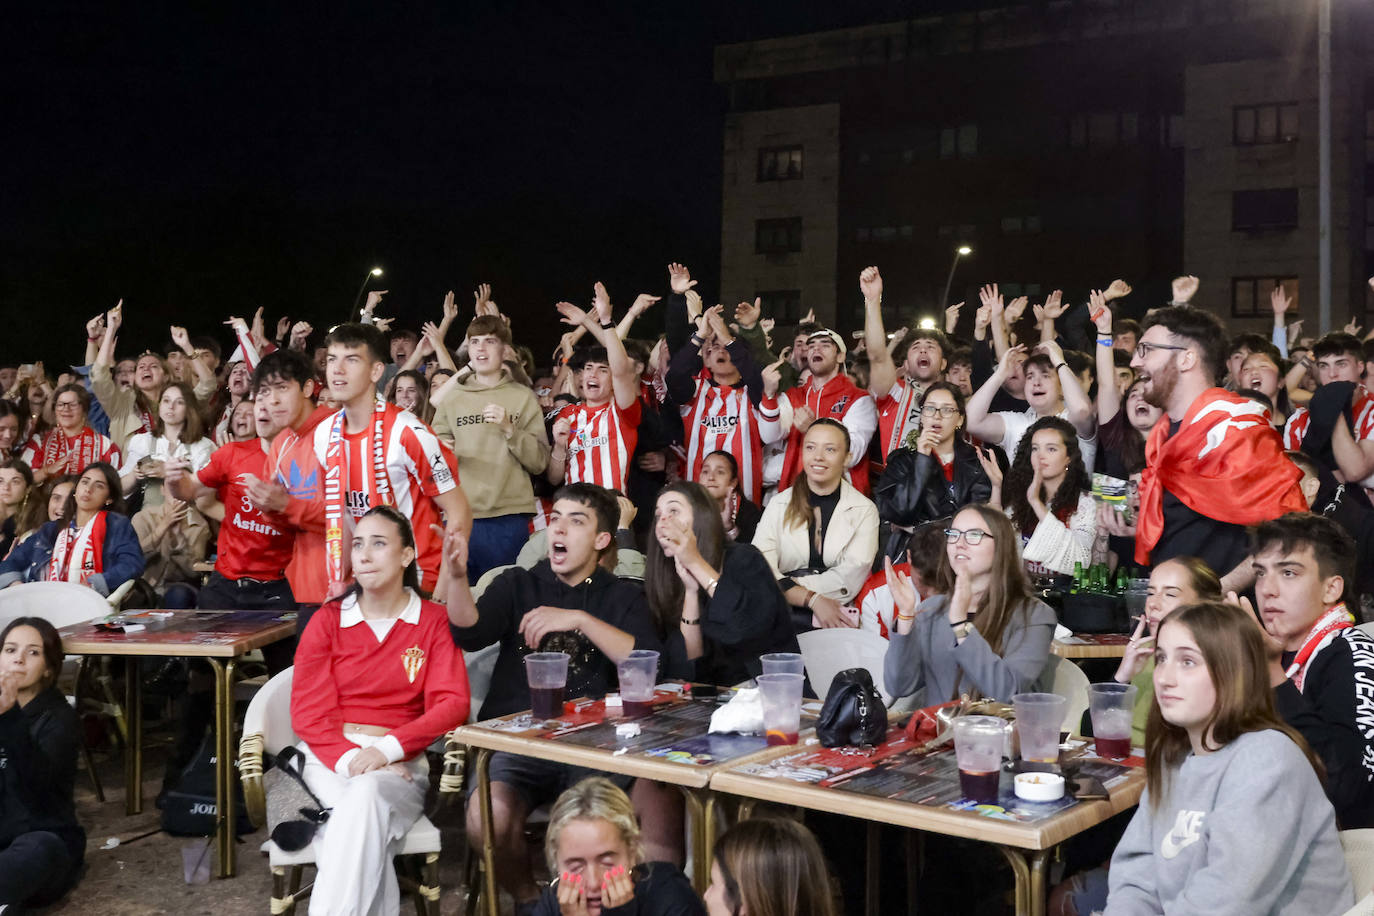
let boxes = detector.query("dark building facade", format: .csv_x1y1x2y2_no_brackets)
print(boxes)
714,0,1373,338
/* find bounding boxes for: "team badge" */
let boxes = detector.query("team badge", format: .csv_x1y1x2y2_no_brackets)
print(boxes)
402,646,426,683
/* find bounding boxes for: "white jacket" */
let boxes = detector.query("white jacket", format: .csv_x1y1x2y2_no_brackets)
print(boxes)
751,479,879,603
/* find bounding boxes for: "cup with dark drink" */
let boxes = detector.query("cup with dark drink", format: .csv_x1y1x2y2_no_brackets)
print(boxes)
617,649,660,718
952,715,1007,803
758,672,804,745
1088,682,1138,759
525,651,570,721
759,652,805,677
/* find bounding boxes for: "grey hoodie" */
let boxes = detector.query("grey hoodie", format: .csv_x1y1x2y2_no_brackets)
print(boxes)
1106,729,1353,916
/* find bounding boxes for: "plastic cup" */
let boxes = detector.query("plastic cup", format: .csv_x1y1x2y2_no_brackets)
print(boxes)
759,652,805,677
1089,682,1138,759
952,715,1007,803
525,652,570,720
757,672,804,745
1013,692,1068,764
617,649,660,718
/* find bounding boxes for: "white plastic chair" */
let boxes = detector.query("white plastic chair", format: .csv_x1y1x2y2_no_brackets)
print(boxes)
1341,829,1374,916
1356,622,1374,640
238,667,461,916
1039,655,1092,733
797,628,897,706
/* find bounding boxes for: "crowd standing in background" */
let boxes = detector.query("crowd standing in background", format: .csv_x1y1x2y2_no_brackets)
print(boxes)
3,263,1374,915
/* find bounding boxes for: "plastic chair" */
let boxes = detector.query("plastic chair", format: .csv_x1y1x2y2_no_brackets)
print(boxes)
1038,654,1092,733
238,667,466,916
1341,828,1374,916
797,627,896,705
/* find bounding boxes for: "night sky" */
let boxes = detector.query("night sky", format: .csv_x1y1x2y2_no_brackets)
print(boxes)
3,1,986,367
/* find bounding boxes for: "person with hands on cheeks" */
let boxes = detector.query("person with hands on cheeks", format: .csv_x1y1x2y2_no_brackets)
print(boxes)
289,506,469,916
752,419,880,631
0,618,87,911
882,504,1055,706
1000,417,1098,577
533,778,704,916
443,483,662,913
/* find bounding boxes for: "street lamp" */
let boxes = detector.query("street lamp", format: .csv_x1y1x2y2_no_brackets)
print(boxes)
940,246,972,319
352,266,384,319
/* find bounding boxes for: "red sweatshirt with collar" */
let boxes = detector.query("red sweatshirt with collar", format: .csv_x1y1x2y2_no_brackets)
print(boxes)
290,595,470,770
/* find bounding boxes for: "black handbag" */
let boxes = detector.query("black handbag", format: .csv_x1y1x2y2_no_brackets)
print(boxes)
816,668,888,748
266,746,333,852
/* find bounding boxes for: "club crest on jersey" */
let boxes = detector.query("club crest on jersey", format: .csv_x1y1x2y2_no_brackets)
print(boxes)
830,396,851,414
402,646,425,683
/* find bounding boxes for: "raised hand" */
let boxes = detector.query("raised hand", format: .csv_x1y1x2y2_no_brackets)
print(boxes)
1026,465,1045,515
276,316,292,340
170,325,192,352
616,495,637,530
1035,338,1065,366
761,356,785,398
760,316,775,334
684,289,704,324
555,300,592,329
601,866,634,909
667,262,696,295
473,283,493,315
1345,318,1363,338
250,307,267,347
975,445,1003,490
734,297,761,329
363,289,388,315
629,293,661,318
224,316,250,335
591,282,613,325
705,304,733,342
997,343,1027,377
556,871,591,916
1114,614,1156,684
792,405,816,434
1103,279,1133,302
107,299,124,333
945,301,963,334
290,321,313,347
1004,296,1028,324
441,523,470,579
441,290,458,325
1040,290,1067,321
86,314,106,339
1171,275,1199,304
373,317,395,333
884,555,917,619
978,283,1003,315
1089,290,1112,334
859,265,883,301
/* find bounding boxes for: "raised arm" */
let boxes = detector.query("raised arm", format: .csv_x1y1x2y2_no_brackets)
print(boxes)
1090,291,1121,426
1038,339,1094,438
95,300,123,369
965,345,1022,443
861,266,896,398
585,283,638,410
616,293,661,340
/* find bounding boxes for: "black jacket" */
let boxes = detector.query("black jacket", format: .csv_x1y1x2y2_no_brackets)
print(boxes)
451,560,662,720
695,543,799,688
0,686,85,862
876,437,994,520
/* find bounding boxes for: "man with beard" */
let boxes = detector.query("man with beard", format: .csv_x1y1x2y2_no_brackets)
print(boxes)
1128,306,1305,587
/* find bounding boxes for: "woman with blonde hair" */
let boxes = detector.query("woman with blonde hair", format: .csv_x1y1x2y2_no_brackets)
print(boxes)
704,818,837,916
534,777,702,916
883,503,1055,705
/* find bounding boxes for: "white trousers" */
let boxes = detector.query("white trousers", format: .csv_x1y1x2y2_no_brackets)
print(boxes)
300,741,428,916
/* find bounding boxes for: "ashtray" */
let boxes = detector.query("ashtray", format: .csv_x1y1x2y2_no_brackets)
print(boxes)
1014,772,1065,802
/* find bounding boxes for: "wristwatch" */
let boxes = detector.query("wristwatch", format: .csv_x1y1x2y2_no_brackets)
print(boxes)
952,620,974,640
1052,362,1067,373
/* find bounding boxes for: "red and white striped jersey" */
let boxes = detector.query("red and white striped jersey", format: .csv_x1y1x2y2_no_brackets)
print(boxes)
1283,386,1374,450
556,398,643,494
310,404,459,589
680,372,781,503
876,379,928,459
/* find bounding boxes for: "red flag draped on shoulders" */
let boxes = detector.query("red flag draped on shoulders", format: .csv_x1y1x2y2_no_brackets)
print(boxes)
1135,387,1306,566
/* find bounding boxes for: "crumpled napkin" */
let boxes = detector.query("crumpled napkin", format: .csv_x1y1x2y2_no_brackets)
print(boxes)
1054,623,1073,641
709,687,765,735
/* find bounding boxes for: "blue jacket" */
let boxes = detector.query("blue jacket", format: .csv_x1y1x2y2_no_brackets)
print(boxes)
0,513,145,596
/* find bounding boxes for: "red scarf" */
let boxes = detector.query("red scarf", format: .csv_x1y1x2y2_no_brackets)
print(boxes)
41,427,104,474
1286,604,1354,691
323,398,393,590
48,512,107,584
1135,388,1305,565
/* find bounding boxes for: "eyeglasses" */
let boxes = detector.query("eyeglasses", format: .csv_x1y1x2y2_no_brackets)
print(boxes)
54,401,82,410
920,405,960,418
945,527,993,545
1133,342,1188,359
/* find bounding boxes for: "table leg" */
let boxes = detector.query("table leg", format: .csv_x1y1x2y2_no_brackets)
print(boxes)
207,658,238,878
124,657,142,816
904,831,920,915
676,788,717,893
864,822,880,916
735,799,757,821
997,846,1052,916
474,748,498,916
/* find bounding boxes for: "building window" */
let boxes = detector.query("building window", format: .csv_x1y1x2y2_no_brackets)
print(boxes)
1069,112,1140,149
939,124,978,159
938,223,978,242
757,145,803,182
1159,113,1184,148
1001,214,1041,234
1232,277,1298,318
1234,103,1298,145
755,217,803,254
757,289,803,325
1232,189,1299,231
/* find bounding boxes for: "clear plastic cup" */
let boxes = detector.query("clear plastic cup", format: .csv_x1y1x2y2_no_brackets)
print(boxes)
617,649,660,718
952,715,1007,803
759,652,805,677
525,651,570,720
1013,692,1068,764
1088,682,1138,759
757,672,804,745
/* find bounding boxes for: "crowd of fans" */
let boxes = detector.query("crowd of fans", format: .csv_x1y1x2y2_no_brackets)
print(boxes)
1,263,1373,915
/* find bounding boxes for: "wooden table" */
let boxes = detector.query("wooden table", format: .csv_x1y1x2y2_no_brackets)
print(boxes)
1052,633,1130,659
457,689,814,916
710,732,1144,916
59,609,296,878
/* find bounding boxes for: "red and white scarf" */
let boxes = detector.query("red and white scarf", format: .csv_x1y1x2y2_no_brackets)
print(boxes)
323,397,393,590
41,427,104,474
1286,604,1354,692
48,512,107,585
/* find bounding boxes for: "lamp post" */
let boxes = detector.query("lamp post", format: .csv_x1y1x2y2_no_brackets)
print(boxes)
351,267,384,320
940,246,972,317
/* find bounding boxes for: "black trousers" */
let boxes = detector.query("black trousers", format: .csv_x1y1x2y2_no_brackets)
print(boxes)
198,571,296,674
0,831,79,906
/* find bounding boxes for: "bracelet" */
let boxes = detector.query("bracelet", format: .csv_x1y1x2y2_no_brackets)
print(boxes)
600,321,616,330
804,591,818,610
681,616,701,626
1053,362,1067,372
896,613,915,622
1096,337,1113,347
704,577,719,596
